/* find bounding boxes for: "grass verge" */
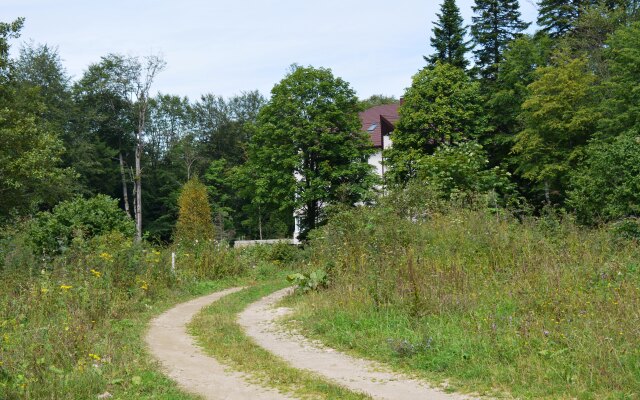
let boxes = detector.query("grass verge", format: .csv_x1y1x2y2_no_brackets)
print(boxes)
189,278,372,400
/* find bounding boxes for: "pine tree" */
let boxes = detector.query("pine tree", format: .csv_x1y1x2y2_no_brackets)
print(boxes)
425,0,472,69
537,0,588,37
471,0,530,80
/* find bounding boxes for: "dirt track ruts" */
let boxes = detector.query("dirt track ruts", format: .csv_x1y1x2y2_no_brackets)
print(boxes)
238,287,475,400
146,287,292,400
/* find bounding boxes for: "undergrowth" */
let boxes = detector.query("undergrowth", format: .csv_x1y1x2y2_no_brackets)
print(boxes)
288,192,640,399
0,222,299,399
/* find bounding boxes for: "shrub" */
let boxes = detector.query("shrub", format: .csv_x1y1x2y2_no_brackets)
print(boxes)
174,177,215,245
28,195,135,255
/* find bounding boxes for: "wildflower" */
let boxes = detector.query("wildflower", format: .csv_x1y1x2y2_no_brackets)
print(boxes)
90,269,102,278
99,252,113,262
60,285,72,291
140,280,149,291
89,353,101,361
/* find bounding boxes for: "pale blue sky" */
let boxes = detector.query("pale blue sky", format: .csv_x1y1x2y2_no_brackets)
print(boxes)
5,0,538,100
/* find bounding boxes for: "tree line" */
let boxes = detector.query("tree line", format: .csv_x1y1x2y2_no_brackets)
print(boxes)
2,0,640,244
389,0,640,227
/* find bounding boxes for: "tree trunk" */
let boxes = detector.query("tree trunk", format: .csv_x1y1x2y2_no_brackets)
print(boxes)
119,152,132,218
135,132,143,242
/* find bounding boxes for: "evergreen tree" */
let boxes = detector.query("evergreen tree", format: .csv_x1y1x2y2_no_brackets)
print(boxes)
471,0,530,80
426,0,472,69
537,0,589,37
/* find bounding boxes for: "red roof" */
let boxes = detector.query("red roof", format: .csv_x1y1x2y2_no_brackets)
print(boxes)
359,103,400,148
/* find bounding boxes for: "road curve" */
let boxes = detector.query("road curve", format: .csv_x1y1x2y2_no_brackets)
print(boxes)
146,286,292,400
238,287,475,400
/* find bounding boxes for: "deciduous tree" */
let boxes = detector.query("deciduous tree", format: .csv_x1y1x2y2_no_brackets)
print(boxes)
386,62,485,181
247,65,376,239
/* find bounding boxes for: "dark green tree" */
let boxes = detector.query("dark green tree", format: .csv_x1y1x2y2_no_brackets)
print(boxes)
386,62,486,181
568,131,640,224
537,0,591,37
471,0,530,80
426,0,472,69
247,65,376,240
0,19,73,218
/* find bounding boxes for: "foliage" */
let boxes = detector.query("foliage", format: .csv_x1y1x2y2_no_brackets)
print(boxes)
0,219,264,399
537,0,592,37
471,0,530,80
28,195,135,254
415,141,517,204
512,55,600,204
567,131,640,224
386,62,485,181
597,21,640,139
357,94,398,110
174,177,215,245
248,65,376,239
287,269,328,293
484,34,553,165
426,0,471,69
291,195,640,398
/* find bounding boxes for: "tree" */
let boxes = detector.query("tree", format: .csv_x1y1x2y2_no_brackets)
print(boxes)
386,62,486,181
537,0,593,37
0,18,73,219
426,0,472,69
484,34,553,166
358,94,398,110
511,55,600,204
132,55,166,242
597,21,640,138
568,131,640,224
471,0,530,80
538,0,637,38
247,65,376,239
174,177,215,244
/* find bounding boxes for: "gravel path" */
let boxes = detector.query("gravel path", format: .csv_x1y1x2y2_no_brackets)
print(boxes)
146,287,293,400
238,287,475,400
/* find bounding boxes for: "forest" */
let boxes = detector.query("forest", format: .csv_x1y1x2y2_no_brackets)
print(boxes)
1,0,640,398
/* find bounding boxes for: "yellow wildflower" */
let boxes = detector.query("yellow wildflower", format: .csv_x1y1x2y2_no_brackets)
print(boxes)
90,269,102,278
88,353,101,361
60,285,72,291
99,252,113,262
140,280,149,291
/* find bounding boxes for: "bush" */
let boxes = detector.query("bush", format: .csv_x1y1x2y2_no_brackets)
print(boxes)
174,177,215,245
28,195,135,255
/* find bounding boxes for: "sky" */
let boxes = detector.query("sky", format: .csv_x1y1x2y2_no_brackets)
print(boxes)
4,0,539,101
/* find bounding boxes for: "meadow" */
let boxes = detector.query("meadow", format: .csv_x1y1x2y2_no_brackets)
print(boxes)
0,223,295,399
286,191,640,399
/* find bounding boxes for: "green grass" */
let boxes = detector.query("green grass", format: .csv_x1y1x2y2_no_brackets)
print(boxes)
189,278,372,400
284,205,640,399
0,226,301,399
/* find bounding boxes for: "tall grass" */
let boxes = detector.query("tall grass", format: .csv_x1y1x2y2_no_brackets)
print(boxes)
292,193,640,398
0,224,284,399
